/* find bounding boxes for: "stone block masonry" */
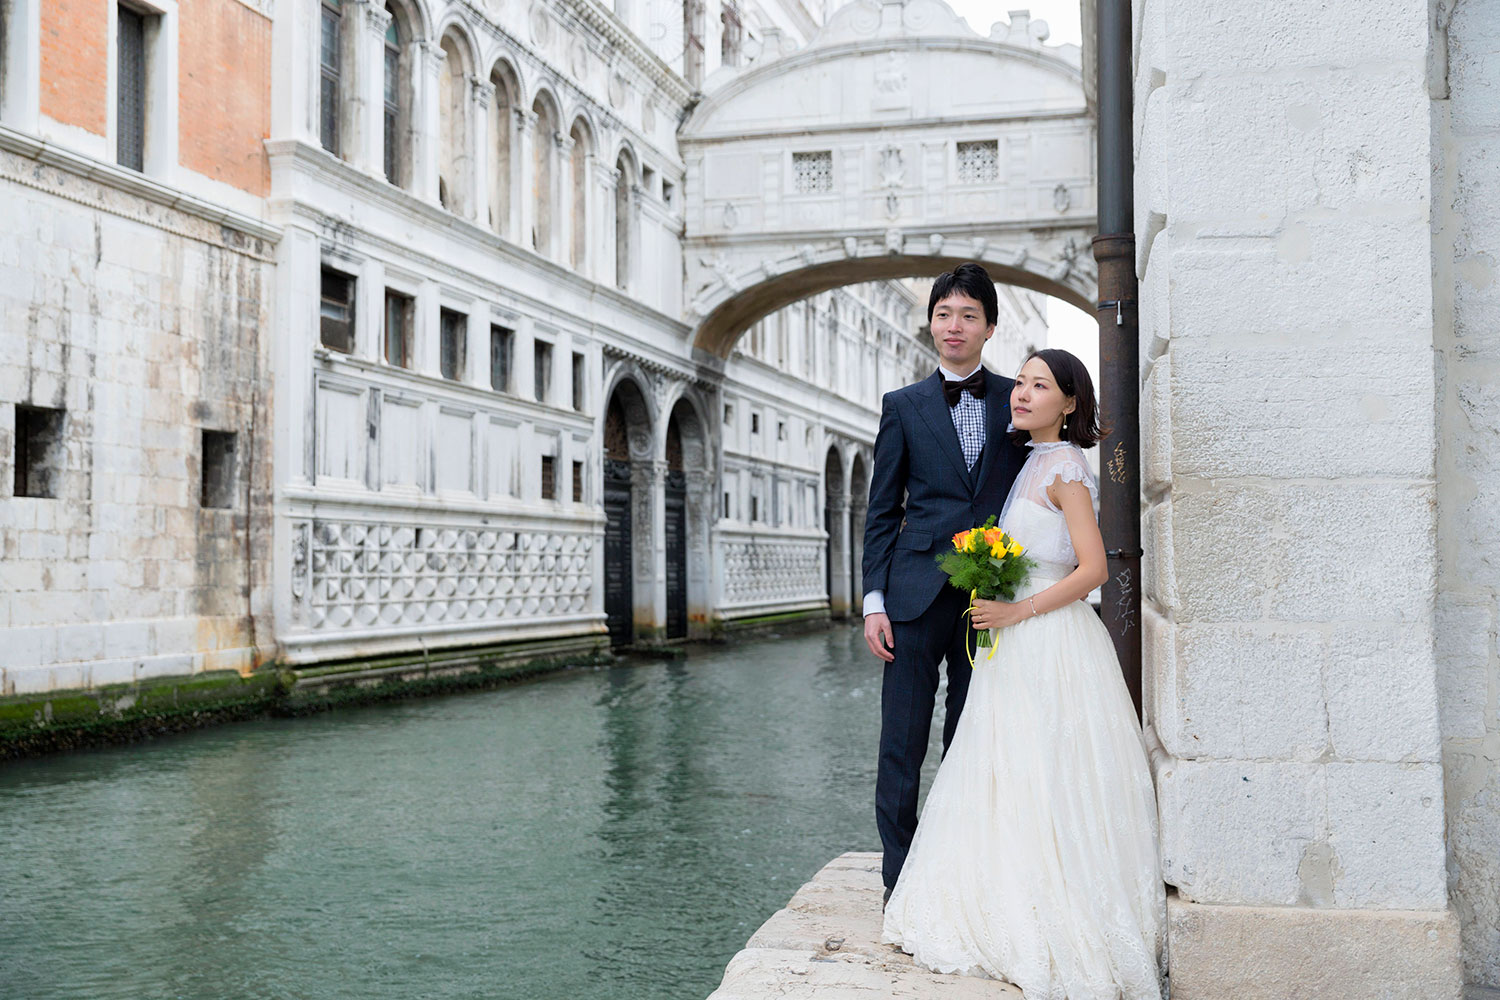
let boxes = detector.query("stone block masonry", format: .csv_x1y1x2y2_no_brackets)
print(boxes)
1134,0,1473,990
0,141,276,698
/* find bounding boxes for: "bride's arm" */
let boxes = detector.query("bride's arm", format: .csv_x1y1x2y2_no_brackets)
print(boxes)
969,480,1108,628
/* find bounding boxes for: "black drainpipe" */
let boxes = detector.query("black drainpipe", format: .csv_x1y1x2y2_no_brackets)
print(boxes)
1092,0,1143,719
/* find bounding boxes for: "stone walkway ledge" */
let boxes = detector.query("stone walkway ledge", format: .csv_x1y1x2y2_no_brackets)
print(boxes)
707,852,1021,999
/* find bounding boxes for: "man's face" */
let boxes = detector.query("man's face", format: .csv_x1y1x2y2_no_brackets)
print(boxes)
928,291,994,372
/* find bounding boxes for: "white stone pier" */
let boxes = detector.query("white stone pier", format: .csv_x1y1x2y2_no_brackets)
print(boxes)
706,852,1020,999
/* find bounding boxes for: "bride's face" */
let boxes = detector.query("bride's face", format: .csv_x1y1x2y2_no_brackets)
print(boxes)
1010,357,1076,439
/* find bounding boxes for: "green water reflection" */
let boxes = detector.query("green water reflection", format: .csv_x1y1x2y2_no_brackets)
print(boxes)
0,628,945,1000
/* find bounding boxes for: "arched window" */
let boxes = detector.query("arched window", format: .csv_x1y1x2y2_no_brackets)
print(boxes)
488,63,520,238
532,94,557,253
381,7,410,187
614,150,633,290
437,32,471,215
569,120,590,272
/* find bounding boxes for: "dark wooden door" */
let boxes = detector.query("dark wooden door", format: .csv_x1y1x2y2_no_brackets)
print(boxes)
604,458,633,647
664,471,687,640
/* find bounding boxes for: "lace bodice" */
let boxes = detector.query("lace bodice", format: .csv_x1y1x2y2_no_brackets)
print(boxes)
998,442,1099,572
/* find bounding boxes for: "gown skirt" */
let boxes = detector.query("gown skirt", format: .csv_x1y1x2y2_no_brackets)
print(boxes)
881,563,1166,1000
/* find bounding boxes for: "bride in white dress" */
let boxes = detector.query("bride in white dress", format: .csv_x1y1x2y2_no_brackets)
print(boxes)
882,349,1166,1000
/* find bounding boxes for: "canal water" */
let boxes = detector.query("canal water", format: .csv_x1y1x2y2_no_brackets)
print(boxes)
0,627,946,1000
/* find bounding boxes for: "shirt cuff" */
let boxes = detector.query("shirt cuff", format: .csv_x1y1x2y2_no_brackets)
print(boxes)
862,590,886,616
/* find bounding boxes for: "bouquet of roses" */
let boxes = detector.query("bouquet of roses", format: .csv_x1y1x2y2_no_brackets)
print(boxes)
934,516,1034,651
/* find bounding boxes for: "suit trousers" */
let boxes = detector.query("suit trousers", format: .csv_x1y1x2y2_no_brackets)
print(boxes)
876,584,977,890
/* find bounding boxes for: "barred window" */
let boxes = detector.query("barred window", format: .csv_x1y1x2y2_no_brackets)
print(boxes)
792,151,833,194
490,325,514,392
956,140,998,184
439,308,467,381
384,290,413,368
572,460,584,503
319,0,342,155
319,268,355,353
116,5,146,171
541,456,556,500
534,339,553,403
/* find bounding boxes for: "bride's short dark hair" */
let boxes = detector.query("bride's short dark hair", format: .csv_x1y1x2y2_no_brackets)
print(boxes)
1009,348,1104,449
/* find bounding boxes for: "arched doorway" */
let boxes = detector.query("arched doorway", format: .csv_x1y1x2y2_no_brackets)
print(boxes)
849,453,869,612
603,395,633,647
602,379,652,647
823,447,845,615
664,412,688,640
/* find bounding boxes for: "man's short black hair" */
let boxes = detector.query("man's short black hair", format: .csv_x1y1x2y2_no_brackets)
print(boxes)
927,262,998,327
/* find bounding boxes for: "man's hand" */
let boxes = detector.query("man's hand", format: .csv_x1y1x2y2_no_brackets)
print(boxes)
864,612,896,662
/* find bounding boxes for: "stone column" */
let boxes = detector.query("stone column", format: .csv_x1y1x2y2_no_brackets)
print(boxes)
685,467,714,637
515,109,537,255
469,76,494,228
355,0,391,177
631,458,667,642
412,40,444,204
826,495,850,617
597,161,621,288
556,131,576,266
1133,1,1462,996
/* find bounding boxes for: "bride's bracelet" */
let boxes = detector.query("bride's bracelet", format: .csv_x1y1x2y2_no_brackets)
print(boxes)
1028,597,1039,617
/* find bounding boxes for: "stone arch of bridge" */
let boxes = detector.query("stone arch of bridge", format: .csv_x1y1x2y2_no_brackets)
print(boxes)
679,0,1096,358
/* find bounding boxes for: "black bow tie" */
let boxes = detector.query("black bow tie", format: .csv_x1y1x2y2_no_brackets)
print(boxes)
942,369,987,407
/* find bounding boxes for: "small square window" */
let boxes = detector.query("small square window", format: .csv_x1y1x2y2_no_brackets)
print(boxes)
490,325,514,392
642,165,657,197
956,140,999,184
750,495,760,522
662,180,677,210
792,151,833,194
320,268,356,353
13,405,65,499
777,421,787,442
723,402,734,425
572,460,584,503
201,430,237,508
541,455,556,500
723,491,731,518
384,290,414,368
751,412,760,434
440,308,467,381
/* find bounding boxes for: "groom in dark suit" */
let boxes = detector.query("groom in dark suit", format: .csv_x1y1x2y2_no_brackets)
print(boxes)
862,262,1029,902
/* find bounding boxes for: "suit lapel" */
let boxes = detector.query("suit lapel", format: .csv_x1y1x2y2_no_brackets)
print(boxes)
912,372,972,485
971,370,1010,495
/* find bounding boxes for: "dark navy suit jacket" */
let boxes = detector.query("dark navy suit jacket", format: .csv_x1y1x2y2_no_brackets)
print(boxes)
861,369,1029,623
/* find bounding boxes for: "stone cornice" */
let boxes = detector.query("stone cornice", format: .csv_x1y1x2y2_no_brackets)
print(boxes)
0,123,280,245
602,343,719,393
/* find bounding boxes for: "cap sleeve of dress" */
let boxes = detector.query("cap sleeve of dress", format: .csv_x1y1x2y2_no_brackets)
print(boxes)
1040,447,1099,512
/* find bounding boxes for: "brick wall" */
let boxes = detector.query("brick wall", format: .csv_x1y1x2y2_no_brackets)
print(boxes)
178,0,271,196
40,0,109,136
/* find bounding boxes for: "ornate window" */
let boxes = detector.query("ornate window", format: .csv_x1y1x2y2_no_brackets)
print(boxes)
792,151,832,194
957,140,998,184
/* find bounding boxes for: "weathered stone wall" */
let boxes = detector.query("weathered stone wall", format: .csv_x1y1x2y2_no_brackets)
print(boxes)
0,144,275,694
1133,0,1464,993
1434,1,1500,987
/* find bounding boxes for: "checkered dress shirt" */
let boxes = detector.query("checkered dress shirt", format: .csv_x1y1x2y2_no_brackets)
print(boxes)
948,371,986,470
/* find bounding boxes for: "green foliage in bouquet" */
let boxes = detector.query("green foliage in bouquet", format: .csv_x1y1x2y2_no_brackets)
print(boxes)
935,516,1036,652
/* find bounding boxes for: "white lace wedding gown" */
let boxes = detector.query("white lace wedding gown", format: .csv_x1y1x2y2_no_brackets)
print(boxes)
882,442,1166,1000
